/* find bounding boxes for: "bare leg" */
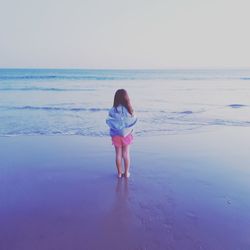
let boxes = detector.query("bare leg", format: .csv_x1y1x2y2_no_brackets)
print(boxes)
115,146,123,177
122,145,130,177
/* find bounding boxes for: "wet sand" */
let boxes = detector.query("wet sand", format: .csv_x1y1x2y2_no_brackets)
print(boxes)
0,127,250,250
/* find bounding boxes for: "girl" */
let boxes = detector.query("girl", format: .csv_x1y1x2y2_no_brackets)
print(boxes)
106,89,137,178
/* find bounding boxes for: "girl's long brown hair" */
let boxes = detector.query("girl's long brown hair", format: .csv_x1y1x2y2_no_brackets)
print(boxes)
113,89,133,115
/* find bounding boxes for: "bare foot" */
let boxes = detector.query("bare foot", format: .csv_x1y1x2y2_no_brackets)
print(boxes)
125,172,130,178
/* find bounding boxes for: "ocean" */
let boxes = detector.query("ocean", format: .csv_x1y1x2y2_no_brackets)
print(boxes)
0,68,249,137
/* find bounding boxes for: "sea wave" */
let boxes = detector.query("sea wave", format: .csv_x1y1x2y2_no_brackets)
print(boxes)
0,130,109,137
228,104,247,108
1,109,249,138
0,105,205,114
0,105,109,112
0,87,96,91
0,75,125,81
0,75,248,81
1,69,250,81
1,68,250,137
1,117,249,137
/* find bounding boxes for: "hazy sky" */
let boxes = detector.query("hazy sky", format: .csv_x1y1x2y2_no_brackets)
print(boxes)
1,0,250,68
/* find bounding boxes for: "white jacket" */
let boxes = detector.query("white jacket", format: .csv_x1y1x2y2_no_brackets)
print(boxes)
106,105,137,137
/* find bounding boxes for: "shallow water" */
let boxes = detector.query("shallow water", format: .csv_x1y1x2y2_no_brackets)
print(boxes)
0,68,250,136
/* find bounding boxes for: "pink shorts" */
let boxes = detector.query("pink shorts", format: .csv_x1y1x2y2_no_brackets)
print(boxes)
111,134,133,147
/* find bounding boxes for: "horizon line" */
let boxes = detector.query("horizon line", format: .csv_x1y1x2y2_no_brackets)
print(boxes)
0,67,249,71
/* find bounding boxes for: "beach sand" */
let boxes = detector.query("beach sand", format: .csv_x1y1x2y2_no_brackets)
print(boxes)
0,127,250,250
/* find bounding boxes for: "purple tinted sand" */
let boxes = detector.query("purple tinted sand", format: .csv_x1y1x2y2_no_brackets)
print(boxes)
0,128,250,250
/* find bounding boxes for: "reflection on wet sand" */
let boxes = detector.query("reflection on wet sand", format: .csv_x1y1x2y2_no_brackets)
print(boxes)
96,177,141,249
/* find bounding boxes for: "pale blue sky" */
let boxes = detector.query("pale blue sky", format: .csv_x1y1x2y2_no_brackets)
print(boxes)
1,0,250,68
